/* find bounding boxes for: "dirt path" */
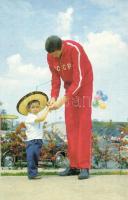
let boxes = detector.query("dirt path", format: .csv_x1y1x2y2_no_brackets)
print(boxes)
1,175,128,200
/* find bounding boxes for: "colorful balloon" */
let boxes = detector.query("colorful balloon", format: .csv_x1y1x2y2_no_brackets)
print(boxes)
93,90,108,109
93,100,99,107
99,101,107,109
101,94,108,101
94,95,101,100
96,90,103,97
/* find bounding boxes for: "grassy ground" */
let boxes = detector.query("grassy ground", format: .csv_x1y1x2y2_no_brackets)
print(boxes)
1,169,128,176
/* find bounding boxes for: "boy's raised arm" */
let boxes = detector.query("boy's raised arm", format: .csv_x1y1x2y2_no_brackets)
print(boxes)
35,107,49,123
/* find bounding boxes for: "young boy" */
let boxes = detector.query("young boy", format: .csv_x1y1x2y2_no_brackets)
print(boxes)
17,91,49,180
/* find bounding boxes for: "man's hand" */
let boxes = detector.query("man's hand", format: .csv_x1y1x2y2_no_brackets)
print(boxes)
47,97,56,107
49,96,68,110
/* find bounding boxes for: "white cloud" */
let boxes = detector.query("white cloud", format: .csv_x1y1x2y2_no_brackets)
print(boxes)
56,7,74,38
0,77,20,93
24,39,44,51
84,31,128,71
7,54,22,66
0,54,51,115
6,54,50,80
81,31,128,121
83,31,128,94
89,0,128,40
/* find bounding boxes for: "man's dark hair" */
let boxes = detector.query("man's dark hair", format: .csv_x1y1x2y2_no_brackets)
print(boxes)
45,35,62,53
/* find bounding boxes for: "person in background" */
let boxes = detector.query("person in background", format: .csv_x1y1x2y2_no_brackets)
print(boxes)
45,36,93,180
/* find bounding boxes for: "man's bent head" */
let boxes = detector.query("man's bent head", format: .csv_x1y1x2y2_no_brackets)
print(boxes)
45,35,62,58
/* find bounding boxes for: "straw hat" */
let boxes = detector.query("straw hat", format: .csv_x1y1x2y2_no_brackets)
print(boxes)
17,91,48,115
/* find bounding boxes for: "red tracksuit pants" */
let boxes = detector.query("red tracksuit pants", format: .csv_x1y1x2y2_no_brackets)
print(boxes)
65,90,92,169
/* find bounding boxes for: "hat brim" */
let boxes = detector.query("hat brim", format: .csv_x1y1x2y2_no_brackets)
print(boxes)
17,91,49,115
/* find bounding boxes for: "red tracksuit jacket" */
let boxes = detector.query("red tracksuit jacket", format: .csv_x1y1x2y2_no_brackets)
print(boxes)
47,40,93,99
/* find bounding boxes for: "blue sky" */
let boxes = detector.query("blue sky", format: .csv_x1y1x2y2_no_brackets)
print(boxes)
0,0,128,122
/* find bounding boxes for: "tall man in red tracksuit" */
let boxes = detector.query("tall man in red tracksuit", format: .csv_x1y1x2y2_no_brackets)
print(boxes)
45,35,93,180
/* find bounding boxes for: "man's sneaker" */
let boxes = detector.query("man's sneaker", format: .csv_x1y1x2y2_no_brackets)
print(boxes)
78,169,89,180
28,175,42,180
58,167,80,176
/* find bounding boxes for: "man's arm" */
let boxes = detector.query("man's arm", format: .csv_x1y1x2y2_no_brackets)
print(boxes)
50,69,61,99
47,54,61,100
65,45,84,98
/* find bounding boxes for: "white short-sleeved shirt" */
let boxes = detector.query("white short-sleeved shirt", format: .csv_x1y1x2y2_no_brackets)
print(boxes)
25,113,43,141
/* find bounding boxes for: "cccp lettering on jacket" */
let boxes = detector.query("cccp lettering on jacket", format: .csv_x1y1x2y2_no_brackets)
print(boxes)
56,63,72,71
